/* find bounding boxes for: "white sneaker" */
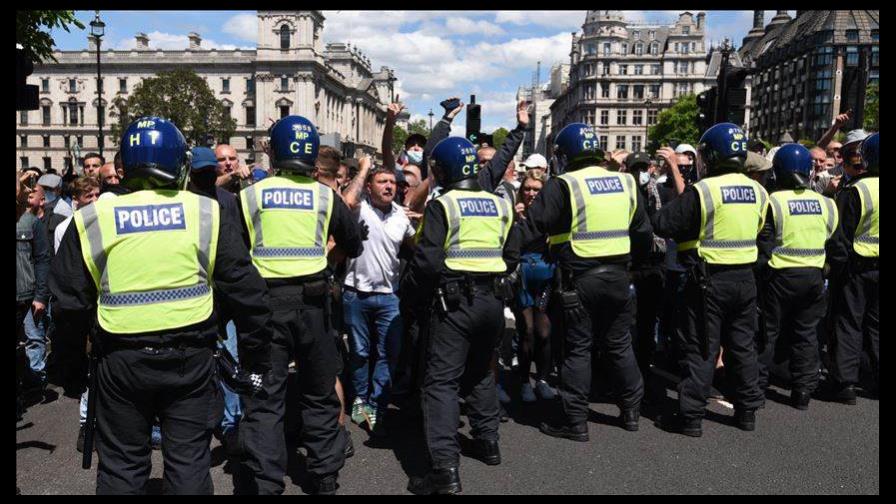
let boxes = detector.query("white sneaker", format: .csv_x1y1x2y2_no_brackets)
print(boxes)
520,383,537,403
511,356,519,369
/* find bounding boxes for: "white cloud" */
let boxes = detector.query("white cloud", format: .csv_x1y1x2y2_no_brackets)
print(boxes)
445,17,505,36
114,31,245,50
494,11,586,30
222,13,258,42
473,33,572,71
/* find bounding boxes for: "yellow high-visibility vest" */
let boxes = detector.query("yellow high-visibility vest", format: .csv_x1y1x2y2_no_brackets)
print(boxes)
435,190,512,273
851,177,879,258
691,173,769,265
768,189,838,269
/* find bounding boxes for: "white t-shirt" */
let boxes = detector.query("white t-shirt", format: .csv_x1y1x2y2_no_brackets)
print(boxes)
343,197,416,294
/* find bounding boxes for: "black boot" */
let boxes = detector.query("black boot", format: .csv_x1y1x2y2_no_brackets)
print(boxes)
790,390,811,410
408,467,462,495
539,421,589,442
658,413,702,437
621,408,640,432
308,474,339,495
734,409,756,431
471,439,501,465
830,384,857,405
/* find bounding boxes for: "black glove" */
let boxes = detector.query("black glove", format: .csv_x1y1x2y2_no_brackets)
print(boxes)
560,289,587,324
215,348,268,398
359,221,370,241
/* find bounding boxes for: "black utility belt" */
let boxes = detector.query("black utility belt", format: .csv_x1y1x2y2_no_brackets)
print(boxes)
438,275,512,306
850,256,879,272
99,338,213,353
269,278,331,311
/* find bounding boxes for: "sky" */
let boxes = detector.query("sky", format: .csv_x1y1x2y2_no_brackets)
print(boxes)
48,10,795,137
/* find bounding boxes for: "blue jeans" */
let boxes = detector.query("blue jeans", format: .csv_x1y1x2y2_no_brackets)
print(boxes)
343,290,403,411
24,305,51,384
219,320,242,434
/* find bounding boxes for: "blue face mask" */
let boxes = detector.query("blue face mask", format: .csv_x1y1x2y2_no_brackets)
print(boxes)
406,150,423,165
44,191,58,205
639,171,651,186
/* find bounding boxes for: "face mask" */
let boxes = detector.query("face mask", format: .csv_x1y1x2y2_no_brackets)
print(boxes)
656,175,668,184
406,150,423,165
639,171,651,186
44,191,58,205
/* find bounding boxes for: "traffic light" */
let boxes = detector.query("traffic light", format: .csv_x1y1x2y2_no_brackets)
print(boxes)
466,94,481,143
697,87,716,133
16,48,39,111
724,67,749,126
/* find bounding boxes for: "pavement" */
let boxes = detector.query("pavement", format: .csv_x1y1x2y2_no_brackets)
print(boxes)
16,370,879,495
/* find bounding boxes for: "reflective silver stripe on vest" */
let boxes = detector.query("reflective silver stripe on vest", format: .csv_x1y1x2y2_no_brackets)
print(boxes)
770,197,786,248
244,186,265,247
564,176,588,235
572,229,629,240
695,181,716,240
771,247,825,257
854,181,875,242
497,197,511,244
822,197,836,236
445,248,503,259
252,246,326,257
623,173,636,219
700,239,756,249
314,187,331,249
80,204,110,292
855,235,879,245
197,197,213,282
756,185,768,227
100,283,211,307
443,196,461,251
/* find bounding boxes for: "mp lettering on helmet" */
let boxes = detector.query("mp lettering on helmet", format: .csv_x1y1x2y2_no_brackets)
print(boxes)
261,188,314,210
458,198,499,217
585,177,624,195
462,153,479,176
137,120,156,128
720,186,757,204
114,203,186,234
788,200,822,215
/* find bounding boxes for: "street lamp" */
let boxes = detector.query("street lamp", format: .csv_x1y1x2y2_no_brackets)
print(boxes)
428,108,434,134
90,11,106,158
644,98,653,150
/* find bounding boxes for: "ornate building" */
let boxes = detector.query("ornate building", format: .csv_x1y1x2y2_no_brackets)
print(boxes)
550,11,709,154
16,10,396,172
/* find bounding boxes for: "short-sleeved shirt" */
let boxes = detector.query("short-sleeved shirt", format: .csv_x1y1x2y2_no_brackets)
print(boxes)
343,197,416,294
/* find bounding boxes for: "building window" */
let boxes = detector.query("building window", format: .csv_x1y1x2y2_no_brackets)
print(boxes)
603,43,611,56
871,46,879,67
633,31,640,40
634,85,644,99
632,136,642,152
222,78,230,93
280,25,290,49
246,77,256,94
649,31,655,40
20,157,29,170
635,43,644,56
617,110,627,125
845,30,858,42
69,79,77,93
599,136,608,150
602,62,610,75
246,137,255,151
871,30,879,42
683,26,690,35
77,135,84,147
279,105,289,118
41,78,49,93
42,105,51,125
20,111,28,125
43,157,51,171
224,106,231,119
64,135,70,148
647,109,658,125
119,78,127,93
681,43,689,55
633,110,643,125
617,85,629,99
585,44,596,55
674,43,679,53
280,77,289,92
691,42,696,52
652,64,661,75
585,109,595,125
20,135,28,147
601,82,610,98
616,136,626,150
621,43,628,54
69,105,79,126
584,64,593,76
43,135,50,148
619,64,628,75
649,84,661,99
584,85,595,100
246,106,256,126
600,110,609,125
846,46,859,66
634,64,643,75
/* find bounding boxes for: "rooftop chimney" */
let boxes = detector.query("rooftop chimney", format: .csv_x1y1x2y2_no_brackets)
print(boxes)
135,33,150,51
753,11,764,30
697,12,705,30
742,11,766,46
188,32,202,50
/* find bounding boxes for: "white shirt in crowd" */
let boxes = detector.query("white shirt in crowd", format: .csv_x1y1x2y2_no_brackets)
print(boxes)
343,196,415,294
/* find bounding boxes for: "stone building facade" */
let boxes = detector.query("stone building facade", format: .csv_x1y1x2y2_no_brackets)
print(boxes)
16,10,396,172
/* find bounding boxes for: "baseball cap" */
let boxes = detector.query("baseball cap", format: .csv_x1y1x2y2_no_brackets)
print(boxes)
37,173,62,189
675,143,697,156
405,133,427,149
190,147,217,171
843,129,869,147
744,151,772,173
626,152,652,170
521,153,548,170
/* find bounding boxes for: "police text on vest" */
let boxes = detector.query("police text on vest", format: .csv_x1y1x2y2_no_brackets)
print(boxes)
262,188,314,210
585,177,624,195
115,204,186,235
721,186,757,204
788,199,822,215
458,198,499,217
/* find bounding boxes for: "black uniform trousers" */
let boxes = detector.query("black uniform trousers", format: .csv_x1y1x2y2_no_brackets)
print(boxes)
237,284,345,494
830,264,879,388
758,268,826,393
631,267,665,377
560,269,644,426
422,288,504,470
95,344,221,495
678,267,764,419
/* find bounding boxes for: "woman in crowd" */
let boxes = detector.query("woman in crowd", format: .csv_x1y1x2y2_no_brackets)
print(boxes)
513,169,556,402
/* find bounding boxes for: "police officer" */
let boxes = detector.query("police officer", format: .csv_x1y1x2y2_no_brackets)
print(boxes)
50,117,273,494
402,137,520,494
756,144,838,410
825,132,879,402
236,115,365,495
522,123,650,441
652,123,768,436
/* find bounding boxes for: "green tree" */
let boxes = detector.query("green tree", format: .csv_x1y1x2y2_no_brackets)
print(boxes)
109,68,236,147
16,11,85,65
392,125,409,153
648,94,700,149
491,127,509,150
391,119,430,155
864,80,879,132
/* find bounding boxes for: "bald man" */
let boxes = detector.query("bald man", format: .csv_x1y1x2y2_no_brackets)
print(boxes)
99,163,120,186
214,144,249,192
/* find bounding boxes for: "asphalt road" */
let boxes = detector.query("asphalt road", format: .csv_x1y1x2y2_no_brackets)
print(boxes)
16,374,879,495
